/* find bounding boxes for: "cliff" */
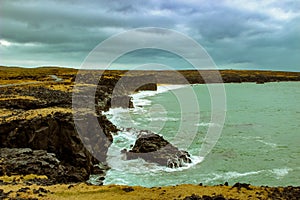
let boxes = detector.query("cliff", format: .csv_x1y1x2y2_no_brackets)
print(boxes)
0,68,159,184
0,84,117,184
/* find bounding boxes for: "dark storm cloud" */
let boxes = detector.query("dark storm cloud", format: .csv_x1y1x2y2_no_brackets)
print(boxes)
0,0,299,70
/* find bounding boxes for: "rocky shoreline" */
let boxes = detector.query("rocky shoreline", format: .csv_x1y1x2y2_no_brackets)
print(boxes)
0,68,169,186
1,66,300,199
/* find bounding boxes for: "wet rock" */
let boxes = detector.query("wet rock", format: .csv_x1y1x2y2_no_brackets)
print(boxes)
124,132,192,168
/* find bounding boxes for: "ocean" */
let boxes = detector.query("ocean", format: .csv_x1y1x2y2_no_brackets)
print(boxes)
103,82,300,187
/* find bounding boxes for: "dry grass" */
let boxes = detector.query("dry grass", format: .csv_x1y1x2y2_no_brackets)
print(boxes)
0,95,38,101
0,174,48,182
0,182,276,200
45,83,74,92
0,107,72,121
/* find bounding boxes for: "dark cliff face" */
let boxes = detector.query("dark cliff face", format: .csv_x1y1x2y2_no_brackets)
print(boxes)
0,83,118,183
96,74,157,109
0,111,116,183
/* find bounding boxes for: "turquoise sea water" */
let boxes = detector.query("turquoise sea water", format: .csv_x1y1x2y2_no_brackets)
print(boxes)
103,82,300,187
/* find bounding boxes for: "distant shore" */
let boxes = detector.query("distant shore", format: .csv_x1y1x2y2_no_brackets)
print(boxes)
1,66,300,85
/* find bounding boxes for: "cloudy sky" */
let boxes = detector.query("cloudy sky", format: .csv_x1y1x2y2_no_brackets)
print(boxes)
0,0,299,71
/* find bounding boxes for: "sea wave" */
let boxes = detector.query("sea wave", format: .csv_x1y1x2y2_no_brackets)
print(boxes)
104,84,187,125
201,167,292,184
130,84,188,107
104,84,205,185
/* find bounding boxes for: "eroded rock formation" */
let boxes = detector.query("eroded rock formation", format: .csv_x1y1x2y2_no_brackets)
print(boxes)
123,132,192,168
0,81,119,184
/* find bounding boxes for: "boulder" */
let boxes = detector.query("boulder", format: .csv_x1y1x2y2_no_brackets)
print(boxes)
124,132,192,168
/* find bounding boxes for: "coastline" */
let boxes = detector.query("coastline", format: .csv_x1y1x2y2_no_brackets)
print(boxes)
1,66,300,199
103,83,204,186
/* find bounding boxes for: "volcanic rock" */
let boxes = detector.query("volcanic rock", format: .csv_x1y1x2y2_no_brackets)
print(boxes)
0,148,65,183
124,132,192,168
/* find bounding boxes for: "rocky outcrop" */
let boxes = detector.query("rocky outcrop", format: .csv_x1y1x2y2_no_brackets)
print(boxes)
0,148,64,183
0,81,120,184
123,132,192,168
97,75,157,109
110,95,134,108
115,75,157,93
135,83,157,91
0,111,116,183
0,72,159,184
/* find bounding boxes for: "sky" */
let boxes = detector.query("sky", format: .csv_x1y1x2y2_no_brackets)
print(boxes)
0,0,299,71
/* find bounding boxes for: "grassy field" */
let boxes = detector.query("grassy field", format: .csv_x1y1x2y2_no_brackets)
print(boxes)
0,175,292,200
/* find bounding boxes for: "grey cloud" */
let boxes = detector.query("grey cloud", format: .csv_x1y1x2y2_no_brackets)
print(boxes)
0,0,299,70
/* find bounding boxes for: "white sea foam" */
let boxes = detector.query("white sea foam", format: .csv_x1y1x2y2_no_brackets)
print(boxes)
256,139,277,148
104,84,187,126
104,151,204,186
194,122,220,127
201,167,292,184
203,170,264,183
130,84,188,107
271,168,291,178
106,127,204,174
150,117,179,122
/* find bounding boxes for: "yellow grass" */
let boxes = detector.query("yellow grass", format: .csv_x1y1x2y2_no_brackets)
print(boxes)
0,107,72,121
0,182,274,200
0,174,48,182
0,95,38,101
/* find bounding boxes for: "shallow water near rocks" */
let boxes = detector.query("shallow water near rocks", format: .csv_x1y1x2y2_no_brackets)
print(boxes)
103,82,300,187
